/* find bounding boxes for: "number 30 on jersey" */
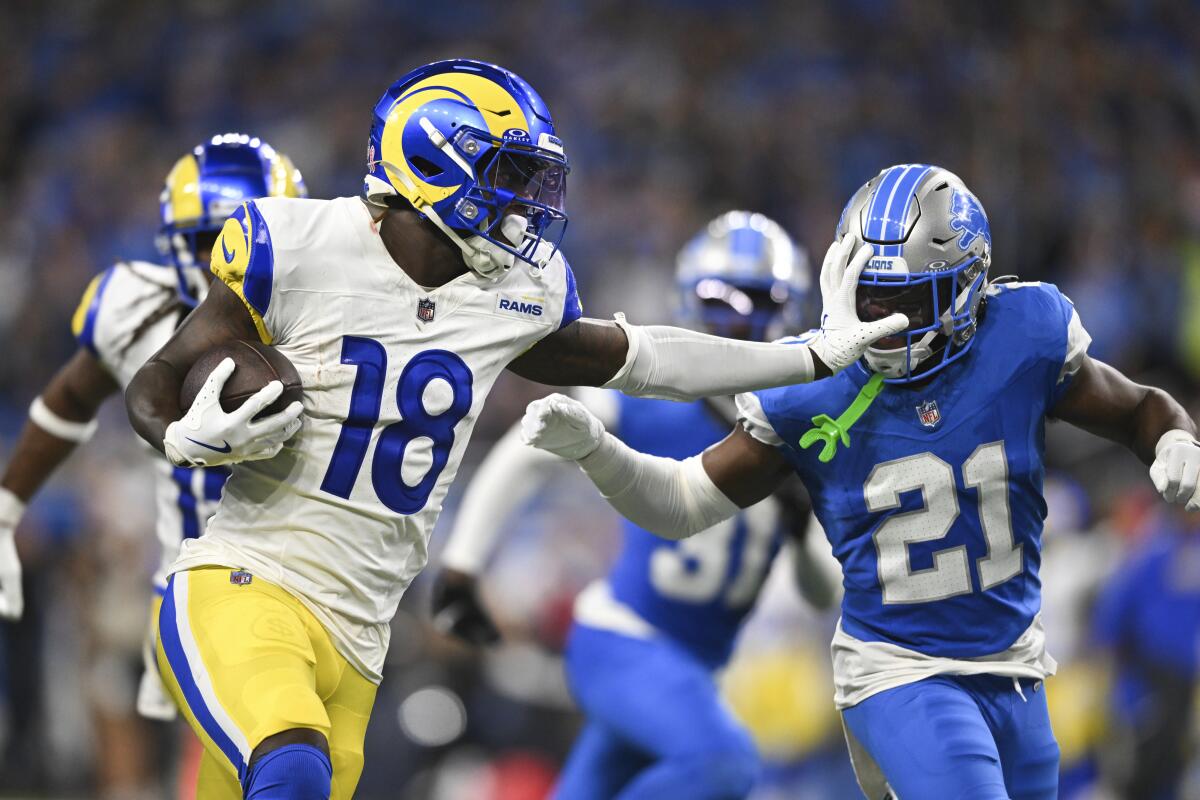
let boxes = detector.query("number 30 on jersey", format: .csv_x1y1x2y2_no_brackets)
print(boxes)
319,336,473,514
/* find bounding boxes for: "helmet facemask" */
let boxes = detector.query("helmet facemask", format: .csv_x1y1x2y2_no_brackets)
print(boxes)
689,278,793,341
451,130,568,267
858,257,988,382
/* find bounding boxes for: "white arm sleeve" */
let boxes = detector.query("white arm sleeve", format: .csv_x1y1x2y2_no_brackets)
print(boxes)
602,315,815,402
441,389,620,574
441,422,565,574
575,433,740,540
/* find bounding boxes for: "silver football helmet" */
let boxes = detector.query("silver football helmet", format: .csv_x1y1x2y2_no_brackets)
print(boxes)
675,211,810,341
835,164,992,383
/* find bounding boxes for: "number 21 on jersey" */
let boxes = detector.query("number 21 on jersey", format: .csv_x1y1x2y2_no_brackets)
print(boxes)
866,442,1021,604
319,336,473,514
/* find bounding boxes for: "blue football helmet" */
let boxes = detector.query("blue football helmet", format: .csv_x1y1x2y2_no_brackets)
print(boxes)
362,59,568,275
836,164,992,383
158,133,307,306
675,211,810,342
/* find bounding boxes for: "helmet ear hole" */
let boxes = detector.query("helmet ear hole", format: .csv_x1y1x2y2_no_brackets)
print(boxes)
409,155,445,179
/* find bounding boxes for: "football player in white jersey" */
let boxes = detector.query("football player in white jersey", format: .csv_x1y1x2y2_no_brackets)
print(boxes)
123,59,907,800
0,134,304,726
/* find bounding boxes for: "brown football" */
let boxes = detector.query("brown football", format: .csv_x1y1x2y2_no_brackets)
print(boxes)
180,340,303,418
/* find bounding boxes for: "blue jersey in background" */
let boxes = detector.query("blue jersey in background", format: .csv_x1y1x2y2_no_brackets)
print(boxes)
603,393,786,668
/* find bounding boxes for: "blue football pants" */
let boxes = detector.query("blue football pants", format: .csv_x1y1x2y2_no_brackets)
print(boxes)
554,624,760,800
841,673,1060,800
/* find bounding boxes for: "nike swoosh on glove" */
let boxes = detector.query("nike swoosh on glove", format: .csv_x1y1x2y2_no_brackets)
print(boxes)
164,357,303,467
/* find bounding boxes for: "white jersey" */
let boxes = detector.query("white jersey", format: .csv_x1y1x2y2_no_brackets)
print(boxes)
173,196,583,681
71,259,224,590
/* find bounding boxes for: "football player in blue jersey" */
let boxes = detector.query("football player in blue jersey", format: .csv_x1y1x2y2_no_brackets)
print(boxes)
433,210,833,800
521,164,1200,800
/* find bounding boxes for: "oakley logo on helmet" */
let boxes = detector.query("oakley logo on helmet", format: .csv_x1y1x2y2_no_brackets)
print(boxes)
503,128,530,140
948,190,991,252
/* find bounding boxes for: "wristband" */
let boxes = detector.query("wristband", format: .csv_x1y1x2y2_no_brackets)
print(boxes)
29,397,99,443
1155,429,1198,457
0,487,25,528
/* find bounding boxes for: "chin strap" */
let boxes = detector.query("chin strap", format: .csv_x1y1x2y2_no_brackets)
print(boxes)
866,274,982,379
799,373,886,463
371,163,518,279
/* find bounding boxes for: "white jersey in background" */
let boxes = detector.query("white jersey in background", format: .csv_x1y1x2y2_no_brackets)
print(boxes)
72,259,223,590
176,195,582,681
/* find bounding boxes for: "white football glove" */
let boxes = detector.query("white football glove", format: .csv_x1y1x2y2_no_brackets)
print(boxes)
0,488,25,620
808,237,910,374
1150,429,1200,511
521,394,606,461
163,357,303,468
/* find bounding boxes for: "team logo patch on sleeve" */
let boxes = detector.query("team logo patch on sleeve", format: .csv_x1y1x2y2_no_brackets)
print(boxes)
494,293,546,320
916,399,942,428
417,298,436,322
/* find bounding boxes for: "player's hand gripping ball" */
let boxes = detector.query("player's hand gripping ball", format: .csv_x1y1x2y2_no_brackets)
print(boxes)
164,342,304,467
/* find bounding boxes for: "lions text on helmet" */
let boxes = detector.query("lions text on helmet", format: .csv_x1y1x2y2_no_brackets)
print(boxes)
837,164,991,383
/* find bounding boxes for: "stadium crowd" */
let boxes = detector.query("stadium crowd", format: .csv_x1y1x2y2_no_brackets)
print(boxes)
0,0,1198,797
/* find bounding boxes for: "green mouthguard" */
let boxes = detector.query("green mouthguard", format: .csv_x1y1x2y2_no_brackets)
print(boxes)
799,373,886,463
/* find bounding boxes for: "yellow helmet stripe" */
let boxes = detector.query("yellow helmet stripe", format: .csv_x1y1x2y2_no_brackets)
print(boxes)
380,72,531,206
164,154,204,225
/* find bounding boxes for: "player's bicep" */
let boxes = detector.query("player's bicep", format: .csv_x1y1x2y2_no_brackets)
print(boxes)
506,317,629,386
1050,356,1143,429
148,280,261,376
701,424,791,508
1051,354,1193,462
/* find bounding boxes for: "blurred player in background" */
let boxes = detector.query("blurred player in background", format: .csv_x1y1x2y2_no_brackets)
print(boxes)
433,211,835,800
0,134,305,796
122,59,905,799
520,164,1200,800
0,133,304,713
1092,507,1200,800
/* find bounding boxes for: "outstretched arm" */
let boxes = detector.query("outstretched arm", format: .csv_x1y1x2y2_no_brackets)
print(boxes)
1052,355,1199,506
0,349,118,619
520,394,791,539
508,239,907,399
2,349,117,502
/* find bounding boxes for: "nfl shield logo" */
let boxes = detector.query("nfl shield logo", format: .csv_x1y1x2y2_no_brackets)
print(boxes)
916,400,941,428
230,570,253,586
417,298,436,323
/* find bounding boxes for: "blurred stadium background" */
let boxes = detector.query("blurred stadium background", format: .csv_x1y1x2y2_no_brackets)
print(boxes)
2,0,1200,797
